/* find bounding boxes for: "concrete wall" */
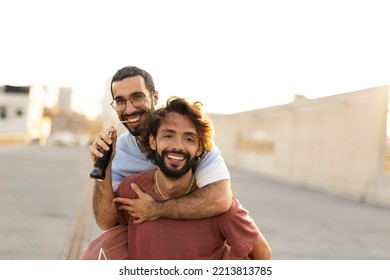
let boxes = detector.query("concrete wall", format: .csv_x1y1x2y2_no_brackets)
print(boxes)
211,86,390,207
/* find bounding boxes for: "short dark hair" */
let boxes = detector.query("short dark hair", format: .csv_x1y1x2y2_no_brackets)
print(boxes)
110,66,155,97
140,97,214,163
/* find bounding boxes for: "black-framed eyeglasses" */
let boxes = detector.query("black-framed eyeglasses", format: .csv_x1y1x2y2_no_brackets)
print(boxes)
110,92,147,112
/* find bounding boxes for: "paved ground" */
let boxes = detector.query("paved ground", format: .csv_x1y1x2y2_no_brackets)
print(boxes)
1,144,389,259
229,167,390,259
0,144,92,259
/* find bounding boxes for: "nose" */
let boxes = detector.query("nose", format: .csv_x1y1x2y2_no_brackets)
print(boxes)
124,99,137,113
172,137,184,150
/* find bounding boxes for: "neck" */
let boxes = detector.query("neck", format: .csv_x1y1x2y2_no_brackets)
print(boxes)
154,169,194,199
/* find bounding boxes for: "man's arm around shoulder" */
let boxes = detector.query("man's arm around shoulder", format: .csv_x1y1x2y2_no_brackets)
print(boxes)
156,179,232,220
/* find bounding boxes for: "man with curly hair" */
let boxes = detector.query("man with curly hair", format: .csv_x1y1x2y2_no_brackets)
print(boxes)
106,97,271,259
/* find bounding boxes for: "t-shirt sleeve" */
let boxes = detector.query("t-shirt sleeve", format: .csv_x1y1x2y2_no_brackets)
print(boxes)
220,199,260,258
195,144,230,188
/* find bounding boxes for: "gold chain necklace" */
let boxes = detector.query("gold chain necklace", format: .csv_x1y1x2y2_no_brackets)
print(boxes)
154,170,194,199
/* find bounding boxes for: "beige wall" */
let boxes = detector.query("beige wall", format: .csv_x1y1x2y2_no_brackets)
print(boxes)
211,86,390,207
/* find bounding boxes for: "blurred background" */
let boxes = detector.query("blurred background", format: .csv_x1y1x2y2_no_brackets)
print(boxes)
0,0,389,260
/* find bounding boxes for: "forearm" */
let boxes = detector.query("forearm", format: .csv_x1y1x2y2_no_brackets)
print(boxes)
90,129,119,230
155,179,232,219
93,175,119,230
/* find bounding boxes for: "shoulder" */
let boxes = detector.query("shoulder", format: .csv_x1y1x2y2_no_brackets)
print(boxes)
121,168,155,185
115,132,142,156
118,169,156,196
194,144,230,187
117,132,134,147
222,198,250,218
198,145,222,166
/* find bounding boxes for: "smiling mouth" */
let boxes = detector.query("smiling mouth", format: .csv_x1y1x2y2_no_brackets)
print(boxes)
123,112,143,124
166,154,185,161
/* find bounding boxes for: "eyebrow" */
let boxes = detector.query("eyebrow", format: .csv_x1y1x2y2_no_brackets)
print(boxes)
114,91,144,100
160,128,198,137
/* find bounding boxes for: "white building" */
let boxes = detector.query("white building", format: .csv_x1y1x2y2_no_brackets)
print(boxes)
0,85,52,144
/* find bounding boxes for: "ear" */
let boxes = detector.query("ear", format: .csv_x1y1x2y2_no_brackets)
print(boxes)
152,91,159,106
195,146,203,157
149,135,157,151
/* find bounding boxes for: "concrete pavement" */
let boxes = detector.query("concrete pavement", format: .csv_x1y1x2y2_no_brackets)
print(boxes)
0,144,389,259
229,167,390,259
0,144,93,259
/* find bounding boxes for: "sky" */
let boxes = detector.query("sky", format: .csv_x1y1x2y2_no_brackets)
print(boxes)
0,0,389,120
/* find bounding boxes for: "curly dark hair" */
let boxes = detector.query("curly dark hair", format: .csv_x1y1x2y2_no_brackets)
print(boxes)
139,97,214,163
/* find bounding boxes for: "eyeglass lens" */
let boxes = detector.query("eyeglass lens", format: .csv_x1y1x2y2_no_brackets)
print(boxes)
111,93,146,111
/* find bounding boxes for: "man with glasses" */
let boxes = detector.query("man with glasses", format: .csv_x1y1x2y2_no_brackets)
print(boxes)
88,66,232,232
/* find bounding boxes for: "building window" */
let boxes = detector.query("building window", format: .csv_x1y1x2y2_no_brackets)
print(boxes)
0,106,6,119
15,108,23,117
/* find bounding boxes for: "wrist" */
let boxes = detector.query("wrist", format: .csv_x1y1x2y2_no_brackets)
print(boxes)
152,201,165,220
95,178,112,192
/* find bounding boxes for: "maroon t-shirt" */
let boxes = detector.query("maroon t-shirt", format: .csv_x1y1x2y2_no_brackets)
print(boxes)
118,169,260,259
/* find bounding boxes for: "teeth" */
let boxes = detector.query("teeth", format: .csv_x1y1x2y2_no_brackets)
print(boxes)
125,115,141,123
167,155,184,161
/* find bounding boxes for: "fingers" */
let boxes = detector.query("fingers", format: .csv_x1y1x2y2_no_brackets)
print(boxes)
115,201,145,223
130,183,144,198
113,197,146,223
88,144,99,162
88,126,117,162
114,201,136,216
133,217,145,224
112,197,131,205
97,128,113,147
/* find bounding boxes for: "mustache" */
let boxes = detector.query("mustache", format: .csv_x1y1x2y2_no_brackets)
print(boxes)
121,110,145,118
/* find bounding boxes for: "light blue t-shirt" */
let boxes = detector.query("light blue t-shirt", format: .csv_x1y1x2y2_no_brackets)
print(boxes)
111,132,230,192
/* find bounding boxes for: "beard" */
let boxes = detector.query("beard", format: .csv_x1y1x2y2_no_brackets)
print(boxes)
128,126,141,137
119,114,142,136
120,102,155,137
119,108,154,137
155,149,198,179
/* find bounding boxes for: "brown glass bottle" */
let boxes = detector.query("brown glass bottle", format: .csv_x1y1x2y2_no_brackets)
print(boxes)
90,143,112,181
